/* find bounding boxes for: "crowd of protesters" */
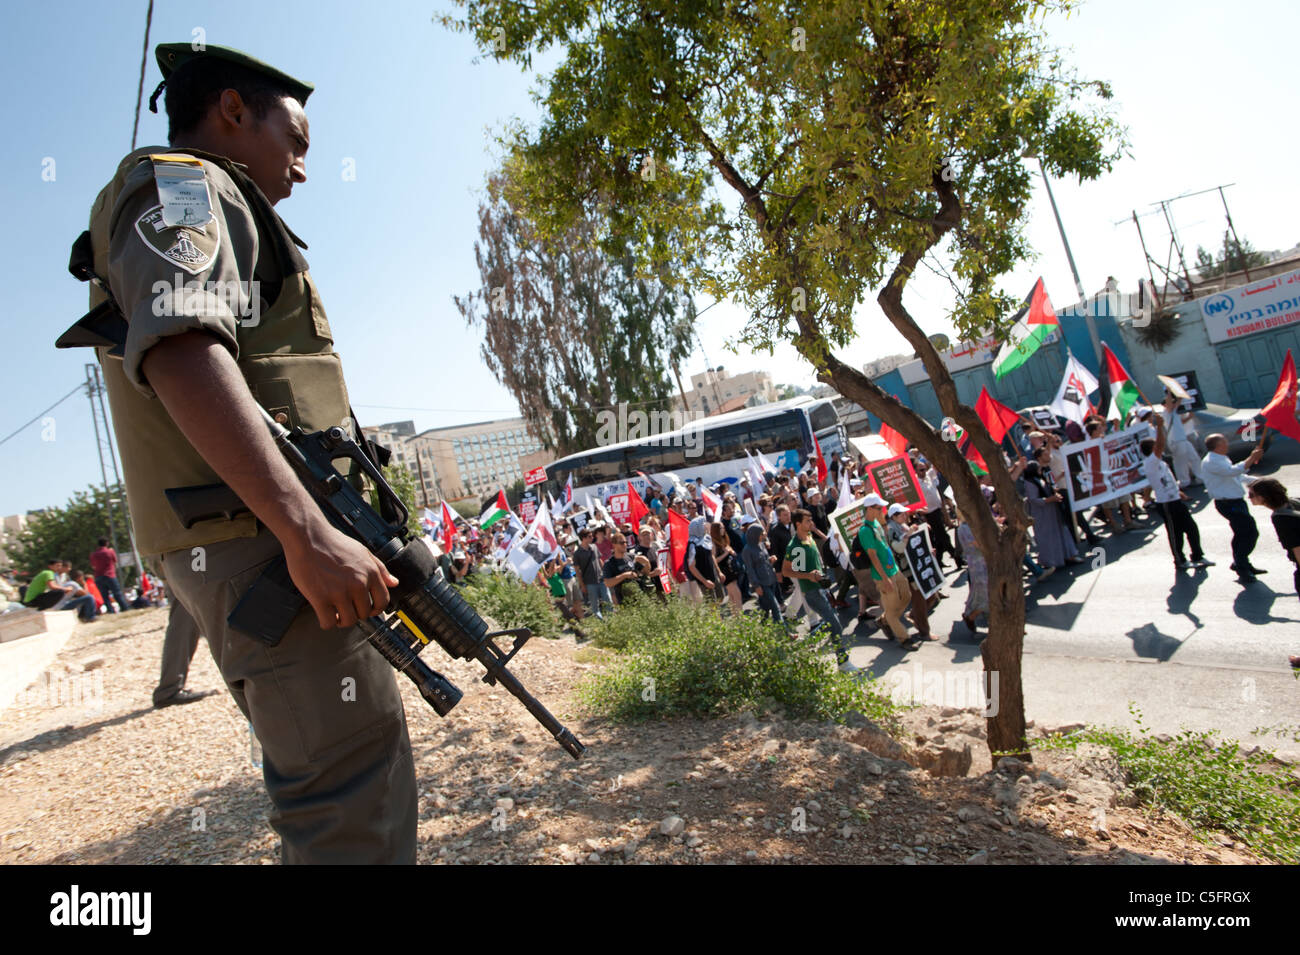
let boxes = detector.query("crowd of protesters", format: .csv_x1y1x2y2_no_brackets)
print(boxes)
407,387,1300,673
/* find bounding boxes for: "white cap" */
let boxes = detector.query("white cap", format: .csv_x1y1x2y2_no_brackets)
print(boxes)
860,493,888,508
887,503,909,517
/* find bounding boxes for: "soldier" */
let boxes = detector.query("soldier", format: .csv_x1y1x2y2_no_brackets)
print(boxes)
63,44,417,863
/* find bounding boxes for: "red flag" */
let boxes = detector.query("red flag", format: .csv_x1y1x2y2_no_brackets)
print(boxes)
627,480,651,528
878,421,908,455
440,501,459,553
975,386,1020,444
667,507,691,582
140,573,152,594
812,432,828,485
1262,350,1300,443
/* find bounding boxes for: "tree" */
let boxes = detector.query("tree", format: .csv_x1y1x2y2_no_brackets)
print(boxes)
442,0,1122,763
8,484,142,587
776,383,801,400
1195,232,1268,279
453,163,697,457
381,465,425,540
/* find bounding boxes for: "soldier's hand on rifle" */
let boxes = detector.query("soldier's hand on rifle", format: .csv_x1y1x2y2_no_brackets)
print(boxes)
282,522,400,629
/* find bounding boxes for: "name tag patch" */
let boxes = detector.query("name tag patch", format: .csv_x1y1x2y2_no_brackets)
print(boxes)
149,155,215,228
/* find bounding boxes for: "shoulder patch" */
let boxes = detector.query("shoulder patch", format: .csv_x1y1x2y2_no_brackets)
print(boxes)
133,205,220,275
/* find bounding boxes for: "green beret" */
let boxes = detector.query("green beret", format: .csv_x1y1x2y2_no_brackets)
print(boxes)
148,42,314,113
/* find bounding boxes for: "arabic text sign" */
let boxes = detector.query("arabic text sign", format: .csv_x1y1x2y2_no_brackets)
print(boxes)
866,454,926,512
831,500,872,556
524,465,548,487
904,525,943,599
1061,426,1150,511
519,493,537,525
1200,268,1300,344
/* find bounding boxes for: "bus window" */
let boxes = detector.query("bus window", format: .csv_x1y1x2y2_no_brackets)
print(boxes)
809,401,840,435
626,445,665,474
579,447,627,485
709,422,751,463
660,445,688,471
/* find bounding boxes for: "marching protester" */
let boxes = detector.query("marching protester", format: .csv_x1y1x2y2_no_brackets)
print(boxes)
916,459,961,571
855,495,915,648
1021,452,1081,570
885,503,933,640
955,506,989,636
686,516,723,603
1141,412,1212,570
741,520,785,625
710,521,744,612
783,508,862,674
1202,434,1266,580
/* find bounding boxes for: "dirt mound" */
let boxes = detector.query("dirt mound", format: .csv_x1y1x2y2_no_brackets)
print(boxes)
0,609,1262,864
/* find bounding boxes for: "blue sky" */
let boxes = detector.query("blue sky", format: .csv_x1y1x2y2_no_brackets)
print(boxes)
2,0,1297,517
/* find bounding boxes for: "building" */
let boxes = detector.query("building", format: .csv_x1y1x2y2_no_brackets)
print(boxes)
673,366,777,417
367,417,544,504
857,251,1300,431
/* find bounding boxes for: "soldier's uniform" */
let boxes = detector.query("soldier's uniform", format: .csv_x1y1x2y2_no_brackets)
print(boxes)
67,45,417,863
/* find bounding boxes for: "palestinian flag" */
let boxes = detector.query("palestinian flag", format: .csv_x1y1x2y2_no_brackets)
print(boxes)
954,425,988,476
479,489,512,530
1098,344,1141,424
993,278,1059,379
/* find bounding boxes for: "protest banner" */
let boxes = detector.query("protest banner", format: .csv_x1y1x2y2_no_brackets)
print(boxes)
1061,425,1150,511
606,492,631,526
524,465,548,487
865,454,926,513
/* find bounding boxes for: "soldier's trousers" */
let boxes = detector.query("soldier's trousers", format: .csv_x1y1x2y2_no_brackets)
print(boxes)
162,528,418,864
152,598,202,705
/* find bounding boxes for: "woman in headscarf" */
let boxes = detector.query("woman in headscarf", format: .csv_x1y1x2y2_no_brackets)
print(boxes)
1022,453,1081,570
686,516,722,603
741,520,784,625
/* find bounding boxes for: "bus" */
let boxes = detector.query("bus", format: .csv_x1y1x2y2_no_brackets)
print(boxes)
543,396,846,505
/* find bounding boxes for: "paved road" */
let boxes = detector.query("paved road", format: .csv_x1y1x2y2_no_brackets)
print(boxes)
842,442,1300,758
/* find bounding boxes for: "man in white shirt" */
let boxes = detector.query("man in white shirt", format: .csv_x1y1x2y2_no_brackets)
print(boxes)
1140,412,1212,569
1201,433,1265,580
1160,393,1204,489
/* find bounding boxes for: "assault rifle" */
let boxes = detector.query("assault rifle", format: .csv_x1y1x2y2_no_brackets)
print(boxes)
167,410,585,760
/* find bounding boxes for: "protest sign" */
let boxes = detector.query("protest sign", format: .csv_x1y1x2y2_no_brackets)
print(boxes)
1061,426,1150,511
865,454,926,513
904,525,943,599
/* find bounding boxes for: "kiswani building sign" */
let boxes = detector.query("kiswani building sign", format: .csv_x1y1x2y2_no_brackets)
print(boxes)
1200,268,1300,344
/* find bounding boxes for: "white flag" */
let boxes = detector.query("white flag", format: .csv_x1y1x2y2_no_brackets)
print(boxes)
1050,351,1100,429
506,503,561,584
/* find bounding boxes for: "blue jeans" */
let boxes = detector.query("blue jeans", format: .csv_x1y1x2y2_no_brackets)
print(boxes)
1214,498,1259,568
583,581,611,618
63,594,98,622
95,574,128,613
756,583,783,625
801,585,848,661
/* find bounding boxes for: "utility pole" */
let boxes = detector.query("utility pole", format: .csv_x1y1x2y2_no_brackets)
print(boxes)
415,446,431,508
1218,186,1252,283
1036,158,1101,366
84,363,142,585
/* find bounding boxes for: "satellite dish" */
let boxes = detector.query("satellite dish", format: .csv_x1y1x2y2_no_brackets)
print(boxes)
928,333,951,352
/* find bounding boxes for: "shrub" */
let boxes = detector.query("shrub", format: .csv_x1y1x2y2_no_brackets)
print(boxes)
462,570,562,640
1037,706,1300,864
575,596,896,726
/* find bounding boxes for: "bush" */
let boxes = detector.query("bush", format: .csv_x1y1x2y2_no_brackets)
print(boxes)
462,569,563,640
575,596,896,726
1037,706,1300,864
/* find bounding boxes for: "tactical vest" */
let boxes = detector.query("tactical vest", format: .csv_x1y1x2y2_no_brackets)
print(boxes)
87,146,355,557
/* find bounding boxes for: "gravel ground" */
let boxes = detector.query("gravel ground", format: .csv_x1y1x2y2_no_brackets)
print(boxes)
0,607,1269,864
